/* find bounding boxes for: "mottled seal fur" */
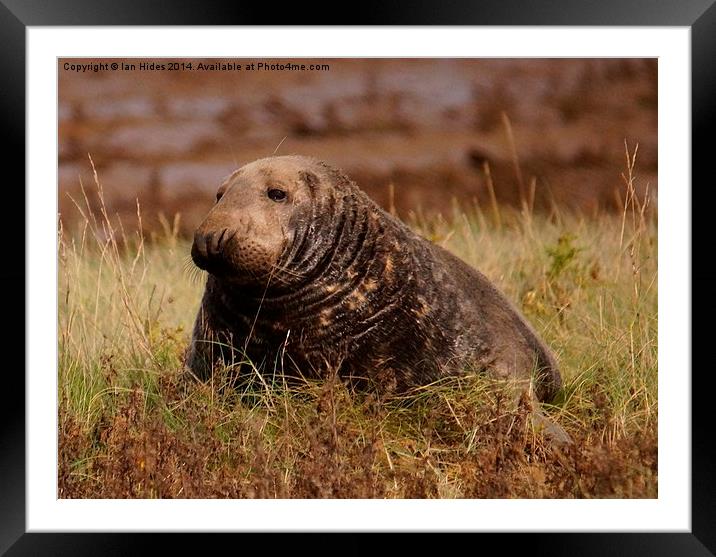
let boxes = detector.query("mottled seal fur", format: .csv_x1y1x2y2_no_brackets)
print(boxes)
187,155,563,409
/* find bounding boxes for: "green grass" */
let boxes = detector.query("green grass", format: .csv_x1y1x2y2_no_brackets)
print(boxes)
58,169,657,499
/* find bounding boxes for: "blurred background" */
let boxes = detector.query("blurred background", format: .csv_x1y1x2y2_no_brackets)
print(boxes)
58,58,657,235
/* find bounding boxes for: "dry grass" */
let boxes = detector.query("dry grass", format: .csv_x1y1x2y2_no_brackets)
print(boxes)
58,148,657,498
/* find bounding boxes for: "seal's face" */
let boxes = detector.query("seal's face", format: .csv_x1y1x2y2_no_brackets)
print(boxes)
191,156,321,285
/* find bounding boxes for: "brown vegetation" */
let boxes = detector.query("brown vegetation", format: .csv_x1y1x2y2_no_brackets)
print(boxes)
59,372,656,499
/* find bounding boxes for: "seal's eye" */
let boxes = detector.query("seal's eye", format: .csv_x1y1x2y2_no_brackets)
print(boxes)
216,191,224,202
267,188,287,202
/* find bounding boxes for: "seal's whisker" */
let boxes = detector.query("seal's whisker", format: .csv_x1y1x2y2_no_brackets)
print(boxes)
183,255,206,284
268,262,307,280
272,135,288,155
241,263,278,355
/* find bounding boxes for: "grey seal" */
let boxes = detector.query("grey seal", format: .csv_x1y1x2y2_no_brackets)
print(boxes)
187,155,567,440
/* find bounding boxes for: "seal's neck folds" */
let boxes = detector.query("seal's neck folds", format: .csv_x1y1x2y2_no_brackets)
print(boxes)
217,188,411,322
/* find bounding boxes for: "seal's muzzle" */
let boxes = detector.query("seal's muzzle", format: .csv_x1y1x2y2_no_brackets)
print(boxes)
191,227,235,275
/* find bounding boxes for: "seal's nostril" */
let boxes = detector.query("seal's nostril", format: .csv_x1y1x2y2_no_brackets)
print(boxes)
192,231,208,261
209,228,229,255
192,229,234,268
218,228,228,252
204,231,214,257
205,231,216,255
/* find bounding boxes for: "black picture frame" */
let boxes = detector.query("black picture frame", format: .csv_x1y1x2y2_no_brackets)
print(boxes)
2,1,710,554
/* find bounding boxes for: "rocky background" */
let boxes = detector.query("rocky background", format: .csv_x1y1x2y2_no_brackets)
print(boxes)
58,58,657,235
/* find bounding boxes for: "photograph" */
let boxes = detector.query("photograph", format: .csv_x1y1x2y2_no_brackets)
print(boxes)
57,57,658,499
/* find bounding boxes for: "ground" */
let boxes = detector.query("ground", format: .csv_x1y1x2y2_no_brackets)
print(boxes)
57,162,657,499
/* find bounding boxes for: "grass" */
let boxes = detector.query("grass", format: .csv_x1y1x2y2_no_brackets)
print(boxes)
58,153,657,499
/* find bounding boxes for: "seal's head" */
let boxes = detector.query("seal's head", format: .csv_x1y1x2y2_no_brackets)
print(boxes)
191,155,347,286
